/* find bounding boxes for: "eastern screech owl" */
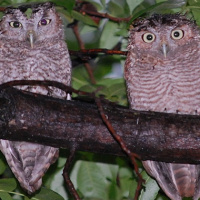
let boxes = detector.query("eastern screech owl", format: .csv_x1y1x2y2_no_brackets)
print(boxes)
125,14,200,200
0,2,71,194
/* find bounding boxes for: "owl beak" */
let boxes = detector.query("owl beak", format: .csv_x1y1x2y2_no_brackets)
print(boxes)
27,31,35,48
161,43,168,58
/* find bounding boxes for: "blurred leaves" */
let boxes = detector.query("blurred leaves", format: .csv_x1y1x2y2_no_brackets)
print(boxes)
71,10,98,27
187,0,200,25
100,21,122,49
29,188,65,200
0,178,17,192
127,0,144,14
139,171,160,200
77,161,107,199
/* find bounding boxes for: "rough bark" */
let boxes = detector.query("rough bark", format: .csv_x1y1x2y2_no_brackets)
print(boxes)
0,88,200,164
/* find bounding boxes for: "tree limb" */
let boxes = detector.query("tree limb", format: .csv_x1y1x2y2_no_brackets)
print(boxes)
0,87,200,164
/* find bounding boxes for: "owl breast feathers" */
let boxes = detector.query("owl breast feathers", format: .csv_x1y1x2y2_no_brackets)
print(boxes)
125,14,200,200
0,2,72,194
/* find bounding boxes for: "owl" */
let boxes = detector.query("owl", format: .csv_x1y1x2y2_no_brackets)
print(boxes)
124,14,200,200
0,2,71,194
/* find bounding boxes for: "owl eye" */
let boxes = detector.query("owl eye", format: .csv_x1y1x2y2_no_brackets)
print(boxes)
171,29,184,40
9,21,22,28
38,19,51,26
142,33,156,43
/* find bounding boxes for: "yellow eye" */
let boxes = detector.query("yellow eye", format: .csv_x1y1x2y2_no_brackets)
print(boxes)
38,19,51,26
9,21,22,28
142,32,155,43
171,29,184,40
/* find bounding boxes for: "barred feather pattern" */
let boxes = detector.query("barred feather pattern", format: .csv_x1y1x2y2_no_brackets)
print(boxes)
0,2,72,194
125,14,200,200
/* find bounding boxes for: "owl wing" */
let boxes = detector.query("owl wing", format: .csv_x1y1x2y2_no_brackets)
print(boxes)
143,160,183,200
143,161,200,200
193,166,200,200
0,139,59,194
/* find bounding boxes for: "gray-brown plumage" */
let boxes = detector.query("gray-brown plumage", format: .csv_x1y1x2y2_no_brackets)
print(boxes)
0,2,71,194
124,14,200,200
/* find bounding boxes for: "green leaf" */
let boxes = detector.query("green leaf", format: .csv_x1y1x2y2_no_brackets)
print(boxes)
100,0,107,7
54,0,75,12
72,66,90,90
94,60,113,80
139,172,160,200
80,25,98,35
71,10,98,27
126,0,144,13
48,168,68,200
77,161,107,199
0,192,13,200
115,23,129,37
107,0,130,17
116,167,135,198
83,0,103,11
107,182,121,200
100,21,121,49
31,187,64,200
156,194,170,200
25,196,31,200
96,79,127,103
106,83,126,98
0,158,6,175
130,2,167,25
188,0,200,25
98,163,118,182
79,84,97,93
0,178,17,192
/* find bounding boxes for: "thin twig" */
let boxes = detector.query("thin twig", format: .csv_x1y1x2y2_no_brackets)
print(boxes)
72,22,84,49
0,80,91,97
70,48,127,64
69,48,127,56
72,22,96,84
75,0,131,23
95,97,144,200
0,7,6,12
80,9,131,23
63,150,81,200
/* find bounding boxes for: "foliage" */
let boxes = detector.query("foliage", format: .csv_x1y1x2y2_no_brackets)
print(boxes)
0,0,199,199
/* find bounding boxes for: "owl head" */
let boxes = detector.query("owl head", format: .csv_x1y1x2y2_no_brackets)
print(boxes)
0,2,64,48
128,14,200,61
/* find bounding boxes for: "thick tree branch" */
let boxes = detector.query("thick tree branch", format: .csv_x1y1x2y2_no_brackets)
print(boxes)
0,87,200,164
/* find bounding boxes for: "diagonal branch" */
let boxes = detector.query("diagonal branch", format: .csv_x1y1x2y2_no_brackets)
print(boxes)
71,21,96,84
75,0,131,23
95,97,144,200
63,149,81,200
